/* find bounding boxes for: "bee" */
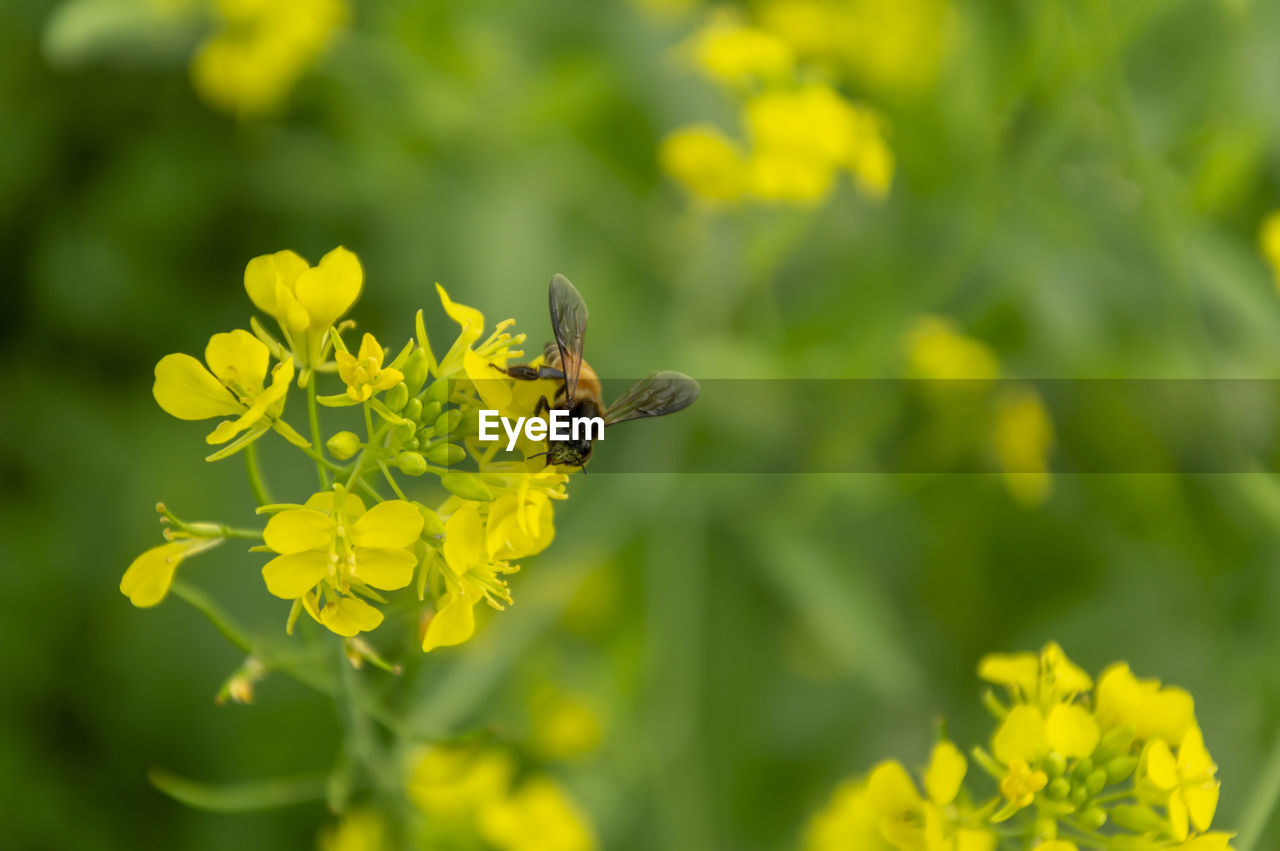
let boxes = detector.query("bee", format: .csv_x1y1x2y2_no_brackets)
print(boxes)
497,274,700,467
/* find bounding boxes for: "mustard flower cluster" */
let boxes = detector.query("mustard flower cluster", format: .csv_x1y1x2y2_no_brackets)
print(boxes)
904,316,1054,507
804,643,1233,851
656,0,951,207
122,246,570,656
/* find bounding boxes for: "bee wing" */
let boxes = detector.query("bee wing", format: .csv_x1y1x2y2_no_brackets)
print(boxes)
548,274,588,404
604,371,700,426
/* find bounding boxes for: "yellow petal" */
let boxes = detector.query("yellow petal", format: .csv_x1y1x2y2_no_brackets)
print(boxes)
436,283,485,349
1185,782,1220,834
306,489,366,519
1046,703,1100,759
1169,788,1190,841
465,347,513,411
120,542,189,607
1142,739,1180,790
865,760,921,814
356,332,383,364
1179,727,1217,777
443,503,486,576
295,246,363,327
955,829,997,851
423,587,477,651
486,493,555,560
1041,641,1091,695
262,551,330,599
351,547,417,590
259,358,295,408
350,500,424,549
264,509,333,554
924,741,966,806
244,249,309,318
1035,843,1078,851
204,329,269,392
977,652,1039,696
319,596,383,637
153,353,241,420
992,705,1047,764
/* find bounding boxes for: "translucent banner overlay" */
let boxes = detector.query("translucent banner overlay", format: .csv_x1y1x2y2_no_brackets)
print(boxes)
461,378,1280,474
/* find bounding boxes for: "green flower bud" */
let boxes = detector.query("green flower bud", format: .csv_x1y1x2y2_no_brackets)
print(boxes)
427,442,467,466
1079,806,1107,830
441,472,493,501
418,505,446,539
1105,755,1138,785
420,401,442,425
326,431,361,460
1071,758,1093,780
1046,778,1071,800
406,438,420,450
402,349,430,393
433,409,462,436
1095,725,1136,763
404,398,423,422
424,378,449,405
1110,804,1164,833
1085,768,1107,797
1042,752,1067,779
396,451,428,476
386,382,409,412
1069,785,1088,807
394,422,416,443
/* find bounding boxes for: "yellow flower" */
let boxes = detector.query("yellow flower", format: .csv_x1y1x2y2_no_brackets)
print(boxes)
529,689,604,761
685,12,794,87
998,758,1047,810
994,385,1054,507
659,124,748,205
153,329,294,451
120,538,217,607
478,776,597,851
1139,727,1221,841
319,809,387,851
191,0,348,117
1259,211,1280,288
261,487,423,636
423,502,520,651
744,83,865,204
408,745,515,820
1094,662,1197,747
244,246,363,370
906,317,1000,382
337,333,404,402
978,641,1092,708
1034,843,1078,851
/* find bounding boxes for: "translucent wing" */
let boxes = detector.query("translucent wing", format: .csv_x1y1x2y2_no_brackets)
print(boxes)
548,274,588,404
604,371,700,425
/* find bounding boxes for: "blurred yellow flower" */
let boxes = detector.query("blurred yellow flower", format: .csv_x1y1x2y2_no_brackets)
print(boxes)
979,642,1092,709
318,809,387,851
191,0,348,117
529,689,604,761
479,776,597,851
261,486,423,636
408,746,514,820
153,329,293,449
337,333,404,402
997,758,1046,811
245,246,363,372
1138,727,1221,841
1094,662,1197,747
906,317,1000,381
685,12,794,87
659,124,748,205
993,385,1054,507
1259,211,1280,288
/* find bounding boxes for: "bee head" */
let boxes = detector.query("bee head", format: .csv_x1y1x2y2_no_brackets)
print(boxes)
546,436,593,468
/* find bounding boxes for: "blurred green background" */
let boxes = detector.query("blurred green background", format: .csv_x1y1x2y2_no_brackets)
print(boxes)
6,0,1280,848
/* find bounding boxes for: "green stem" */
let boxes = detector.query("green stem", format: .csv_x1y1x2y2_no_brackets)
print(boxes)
379,461,407,500
1236,723,1280,851
149,768,329,812
171,581,253,654
243,443,271,507
307,379,329,489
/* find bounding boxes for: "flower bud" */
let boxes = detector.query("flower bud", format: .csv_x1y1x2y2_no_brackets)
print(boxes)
427,442,467,466
326,431,361,460
396,451,428,476
1094,725,1135,763
1046,778,1070,800
441,472,493,501
418,505,446,539
433,409,462,436
402,349,430,393
1105,755,1138,785
1079,806,1107,830
1110,804,1164,833
394,422,416,443
1071,758,1093,780
1042,752,1066,778
404,398,423,422
406,438,420,451
420,401,442,425
1085,768,1107,796
385,382,409,412
424,378,449,405
1069,785,1088,807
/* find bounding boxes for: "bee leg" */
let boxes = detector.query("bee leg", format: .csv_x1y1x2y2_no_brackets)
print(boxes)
491,363,565,381
534,396,552,418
